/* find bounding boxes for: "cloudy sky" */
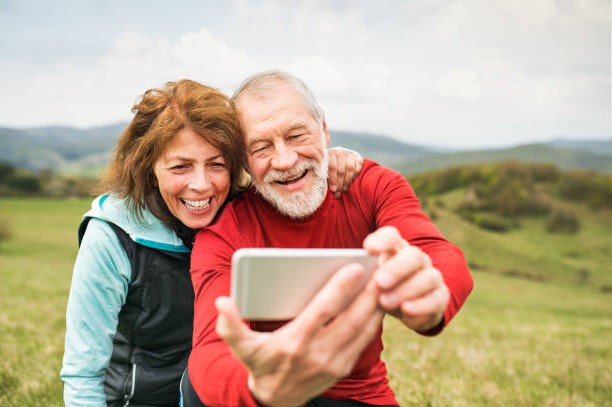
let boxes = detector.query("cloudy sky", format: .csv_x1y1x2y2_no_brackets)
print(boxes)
0,0,609,149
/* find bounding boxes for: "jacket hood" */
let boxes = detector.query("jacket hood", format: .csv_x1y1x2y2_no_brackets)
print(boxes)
84,194,190,253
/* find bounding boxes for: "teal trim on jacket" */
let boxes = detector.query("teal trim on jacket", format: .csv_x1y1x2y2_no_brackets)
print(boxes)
93,194,190,253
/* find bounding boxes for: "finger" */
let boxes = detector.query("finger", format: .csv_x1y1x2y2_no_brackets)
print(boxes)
215,296,257,358
378,265,441,310
374,245,431,290
363,226,408,256
334,307,383,367
328,278,382,339
400,283,449,318
327,151,339,193
399,284,449,332
342,152,362,190
323,281,384,371
289,263,370,340
355,153,364,174
331,154,347,197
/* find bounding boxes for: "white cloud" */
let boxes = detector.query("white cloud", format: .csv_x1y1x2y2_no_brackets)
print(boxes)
1,29,252,127
436,69,481,101
0,0,608,148
286,56,348,101
360,63,391,100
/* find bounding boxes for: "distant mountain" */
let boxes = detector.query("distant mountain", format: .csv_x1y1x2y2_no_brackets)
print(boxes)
328,130,433,164
548,138,612,155
395,142,612,175
0,123,125,172
0,123,610,175
0,124,433,174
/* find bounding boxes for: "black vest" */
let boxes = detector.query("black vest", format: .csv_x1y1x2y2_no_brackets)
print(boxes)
79,218,193,407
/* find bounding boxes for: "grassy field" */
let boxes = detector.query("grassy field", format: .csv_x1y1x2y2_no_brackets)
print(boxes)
0,197,610,406
0,198,87,406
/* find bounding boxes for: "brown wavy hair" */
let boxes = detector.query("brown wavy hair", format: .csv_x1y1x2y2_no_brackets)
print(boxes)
97,79,248,229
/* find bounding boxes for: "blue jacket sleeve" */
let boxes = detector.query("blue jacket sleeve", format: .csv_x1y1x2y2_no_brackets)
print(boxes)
60,218,131,406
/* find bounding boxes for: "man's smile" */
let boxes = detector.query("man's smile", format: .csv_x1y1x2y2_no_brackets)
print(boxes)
275,169,309,185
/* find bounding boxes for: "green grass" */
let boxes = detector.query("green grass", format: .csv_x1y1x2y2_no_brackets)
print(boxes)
0,197,611,406
383,273,612,406
0,198,89,407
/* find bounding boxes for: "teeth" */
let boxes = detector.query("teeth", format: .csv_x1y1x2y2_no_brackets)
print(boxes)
183,198,211,210
276,170,307,184
277,176,298,184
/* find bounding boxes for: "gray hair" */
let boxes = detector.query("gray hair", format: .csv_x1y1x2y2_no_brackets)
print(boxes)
232,70,325,123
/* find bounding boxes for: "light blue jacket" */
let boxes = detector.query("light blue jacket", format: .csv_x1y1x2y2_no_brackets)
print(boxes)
60,194,189,406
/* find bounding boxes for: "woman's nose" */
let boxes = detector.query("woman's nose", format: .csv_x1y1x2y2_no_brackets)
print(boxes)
188,169,211,191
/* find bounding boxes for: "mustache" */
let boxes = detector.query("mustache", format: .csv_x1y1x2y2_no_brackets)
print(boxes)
263,159,317,183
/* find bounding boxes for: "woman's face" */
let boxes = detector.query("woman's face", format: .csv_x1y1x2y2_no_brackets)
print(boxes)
153,127,230,230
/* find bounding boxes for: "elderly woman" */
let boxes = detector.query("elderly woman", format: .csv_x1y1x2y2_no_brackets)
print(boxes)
60,79,362,406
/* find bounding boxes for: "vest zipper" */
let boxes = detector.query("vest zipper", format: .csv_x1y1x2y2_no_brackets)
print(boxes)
123,363,137,407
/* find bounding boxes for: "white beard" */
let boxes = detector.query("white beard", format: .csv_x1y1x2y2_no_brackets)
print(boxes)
255,154,329,219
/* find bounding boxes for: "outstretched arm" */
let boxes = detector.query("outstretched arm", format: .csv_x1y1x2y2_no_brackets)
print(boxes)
365,226,450,333
359,162,473,334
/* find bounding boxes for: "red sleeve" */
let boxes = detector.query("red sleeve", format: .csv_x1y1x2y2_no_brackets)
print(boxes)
188,225,261,407
360,162,474,332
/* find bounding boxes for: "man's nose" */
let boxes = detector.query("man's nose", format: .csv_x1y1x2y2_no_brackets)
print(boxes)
271,144,298,170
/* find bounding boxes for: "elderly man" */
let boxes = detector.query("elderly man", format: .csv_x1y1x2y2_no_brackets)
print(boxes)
184,71,473,407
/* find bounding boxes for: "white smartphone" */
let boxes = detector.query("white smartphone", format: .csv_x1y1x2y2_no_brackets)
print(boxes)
231,248,377,321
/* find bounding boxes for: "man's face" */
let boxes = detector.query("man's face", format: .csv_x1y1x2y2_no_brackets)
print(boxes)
236,82,330,219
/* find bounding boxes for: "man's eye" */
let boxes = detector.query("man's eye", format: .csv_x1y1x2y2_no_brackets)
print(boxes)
288,134,307,143
252,145,269,154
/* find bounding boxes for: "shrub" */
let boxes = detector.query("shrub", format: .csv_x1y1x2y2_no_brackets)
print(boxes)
0,161,16,183
427,209,439,221
6,173,42,195
434,199,446,209
576,268,590,284
419,196,429,209
473,212,514,232
558,170,612,209
546,210,580,234
0,214,10,245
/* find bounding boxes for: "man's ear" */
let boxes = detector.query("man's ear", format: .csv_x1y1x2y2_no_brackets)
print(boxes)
322,117,330,146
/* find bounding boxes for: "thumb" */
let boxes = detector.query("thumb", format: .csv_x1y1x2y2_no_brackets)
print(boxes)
215,296,267,363
215,296,249,344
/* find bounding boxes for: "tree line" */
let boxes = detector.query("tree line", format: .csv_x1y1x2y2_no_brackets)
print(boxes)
409,161,612,233
2,159,611,235
0,161,95,198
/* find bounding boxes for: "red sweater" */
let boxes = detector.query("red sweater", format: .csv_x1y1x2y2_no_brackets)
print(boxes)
189,160,473,406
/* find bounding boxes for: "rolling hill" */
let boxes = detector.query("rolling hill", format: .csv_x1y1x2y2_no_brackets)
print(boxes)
0,124,610,175
0,123,124,172
393,142,612,175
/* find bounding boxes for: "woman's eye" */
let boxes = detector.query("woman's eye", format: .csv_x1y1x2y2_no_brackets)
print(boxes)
169,164,188,171
209,162,227,169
